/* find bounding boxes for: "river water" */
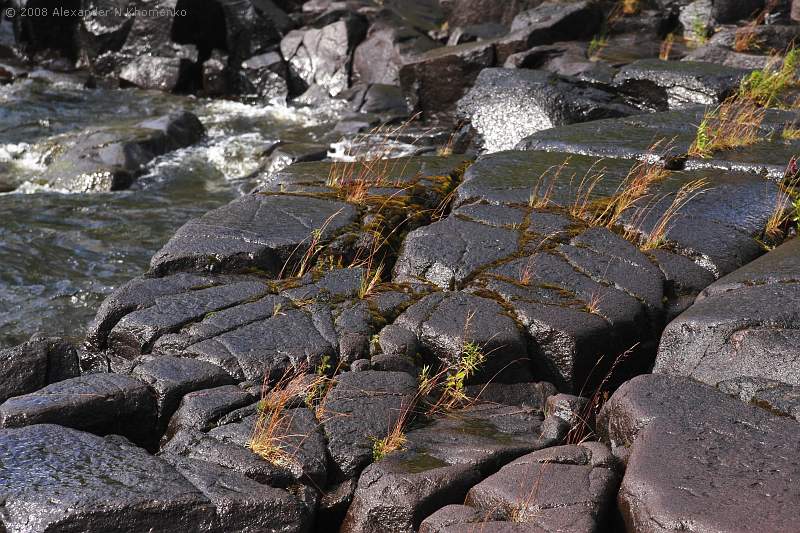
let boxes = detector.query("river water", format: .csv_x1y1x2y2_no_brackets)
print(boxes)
0,76,347,348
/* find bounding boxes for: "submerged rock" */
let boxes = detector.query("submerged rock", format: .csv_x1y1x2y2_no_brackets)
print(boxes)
36,110,204,192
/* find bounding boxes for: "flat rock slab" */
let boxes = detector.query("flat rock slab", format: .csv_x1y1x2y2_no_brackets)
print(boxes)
656,239,800,387
0,373,157,446
458,68,639,153
463,443,619,531
393,216,519,289
0,424,214,532
164,385,255,441
342,403,553,533
150,194,358,276
613,59,748,110
598,374,800,533
323,370,418,479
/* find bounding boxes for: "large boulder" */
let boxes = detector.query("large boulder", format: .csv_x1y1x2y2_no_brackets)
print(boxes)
0,424,215,532
35,111,205,192
442,0,541,27
0,337,79,404
399,40,495,116
352,17,437,86
280,12,367,97
655,237,800,388
598,374,800,532
711,0,765,23
457,68,640,152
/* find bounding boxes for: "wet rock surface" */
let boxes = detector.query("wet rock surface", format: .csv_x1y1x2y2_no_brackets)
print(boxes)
5,1,800,531
598,374,800,532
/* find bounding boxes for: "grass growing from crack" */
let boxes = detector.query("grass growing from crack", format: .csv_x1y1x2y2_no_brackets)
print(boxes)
688,97,766,158
738,46,800,108
659,33,676,61
690,15,709,47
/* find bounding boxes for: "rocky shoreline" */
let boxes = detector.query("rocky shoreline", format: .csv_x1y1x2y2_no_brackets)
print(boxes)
2,0,800,532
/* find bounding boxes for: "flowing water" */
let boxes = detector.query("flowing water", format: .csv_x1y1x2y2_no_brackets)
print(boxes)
0,76,348,348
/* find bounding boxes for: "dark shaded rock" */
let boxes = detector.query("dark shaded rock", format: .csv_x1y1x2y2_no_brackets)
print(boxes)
598,374,800,532
132,356,235,433
613,59,748,111
399,40,495,116
648,249,715,296
0,337,79,404
0,424,214,532
77,0,135,61
457,68,639,153
322,370,417,479
201,51,229,96
352,19,437,86
493,0,603,63
239,51,289,103
164,384,255,441
341,403,552,533
712,0,764,23
503,40,592,75
87,273,217,351
464,381,556,410
393,216,519,289
150,194,358,276
345,83,409,115
447,22,508,46
37,110,205,192
682,45,771,70
164,455,312,533
393,291,533,384
0,373,156,446
107,280,270,359
162,428,293,487
443,0,540,27
371,353,418,375
377,324,420,360
464,443,619,531
280,13,367,97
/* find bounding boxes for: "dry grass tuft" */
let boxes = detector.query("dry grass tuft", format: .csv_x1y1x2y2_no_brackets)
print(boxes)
688,98,766,159
659,33,676,61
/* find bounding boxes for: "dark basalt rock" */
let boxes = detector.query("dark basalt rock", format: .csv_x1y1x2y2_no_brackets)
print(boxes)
0,337,79,404
613,59,749,111
464,381,557,409
711,0,765,23
352,18,437,86
341,403,554,533
178,304,337,382
280,12,367,97
119,55,196,92
503,41,593,76
150,194,358,276
322,370,417,479
0,373,157,446
162,428,294,487
648,248,716,319
106,280,270,359
392,291,533,384
718,377,800,422
598,374,800,532
655,240,800,388
493,0,603,63
453,203,528,229
86,273,218,352
36,110,204,192
463,443,619,531
163,455,312,533
443,0,540,27
0,424,215,532
399,40,495,116
457,68,639,153
164,384,255,441
131,356,235,434
393,216,519,289
239,51,289,104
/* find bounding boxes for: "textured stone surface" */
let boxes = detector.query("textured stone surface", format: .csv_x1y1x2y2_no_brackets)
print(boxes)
458,68,638,153
598,374,800,533
0,424,214,532
150,194,358,276
323,370,417,479
0,337,79,404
